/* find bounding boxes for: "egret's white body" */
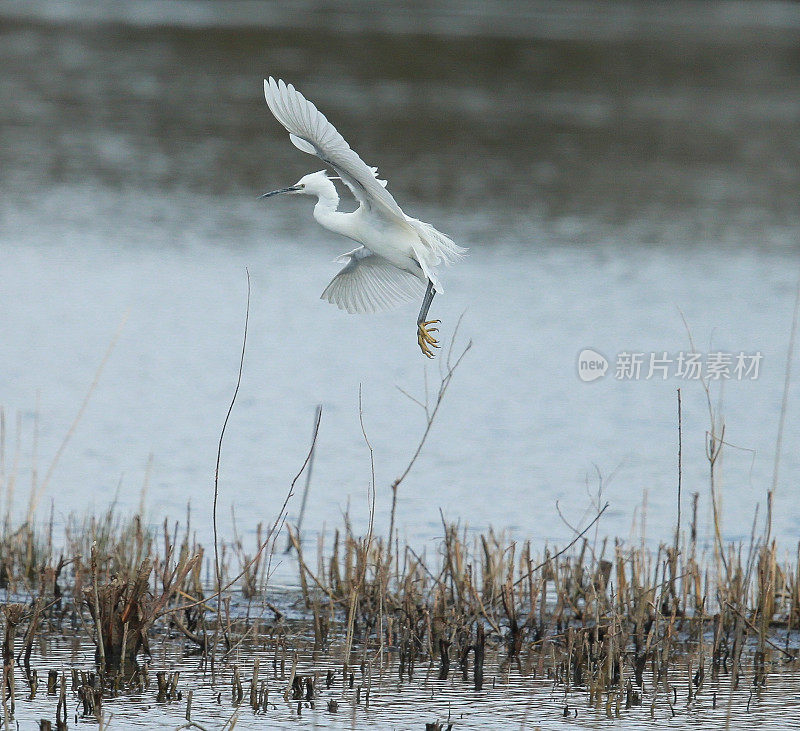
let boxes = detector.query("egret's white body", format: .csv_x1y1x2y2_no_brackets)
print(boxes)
261,78,465,354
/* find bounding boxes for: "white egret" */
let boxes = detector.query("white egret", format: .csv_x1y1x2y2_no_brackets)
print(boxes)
261,77,466,357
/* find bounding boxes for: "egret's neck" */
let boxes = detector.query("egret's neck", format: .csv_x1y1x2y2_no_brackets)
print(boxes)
310,184,354,239
311,184,340,217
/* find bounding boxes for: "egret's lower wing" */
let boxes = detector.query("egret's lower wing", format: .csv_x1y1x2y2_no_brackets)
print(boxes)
321,251,425,315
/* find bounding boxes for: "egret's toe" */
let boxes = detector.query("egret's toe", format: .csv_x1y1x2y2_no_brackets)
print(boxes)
417,320,441,358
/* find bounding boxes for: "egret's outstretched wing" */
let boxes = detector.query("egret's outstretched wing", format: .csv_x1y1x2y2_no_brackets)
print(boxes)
321,247,425,314
264,77,405,219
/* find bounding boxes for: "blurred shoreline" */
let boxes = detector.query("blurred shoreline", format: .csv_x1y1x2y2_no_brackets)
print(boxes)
3,0,800,43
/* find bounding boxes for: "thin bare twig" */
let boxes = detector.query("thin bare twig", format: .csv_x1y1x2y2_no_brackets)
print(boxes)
161,406,322,621
343,386,377,673
512,502,609,589
388,322,472,566
211,269,250,674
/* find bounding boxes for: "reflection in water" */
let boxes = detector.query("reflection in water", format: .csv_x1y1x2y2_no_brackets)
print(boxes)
1,5,800,586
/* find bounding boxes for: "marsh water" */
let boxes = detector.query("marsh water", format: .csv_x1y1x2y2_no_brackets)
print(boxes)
14,619,800,730
3,2,800,577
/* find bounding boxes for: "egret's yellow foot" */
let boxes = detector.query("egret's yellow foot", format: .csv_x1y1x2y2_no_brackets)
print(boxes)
417,320,441,358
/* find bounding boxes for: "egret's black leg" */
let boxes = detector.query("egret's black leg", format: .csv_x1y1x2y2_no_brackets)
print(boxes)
417,279,437,325
416,279,440,358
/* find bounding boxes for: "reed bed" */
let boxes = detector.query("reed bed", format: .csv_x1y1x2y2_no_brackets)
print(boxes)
0,498,793,727
296,507,800,705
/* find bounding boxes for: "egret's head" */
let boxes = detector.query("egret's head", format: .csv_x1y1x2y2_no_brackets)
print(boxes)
260,170,335,199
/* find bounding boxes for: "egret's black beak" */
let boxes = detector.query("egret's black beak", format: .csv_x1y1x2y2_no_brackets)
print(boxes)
260,185,302,199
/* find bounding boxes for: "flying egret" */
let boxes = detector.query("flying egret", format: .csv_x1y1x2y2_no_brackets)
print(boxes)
261,77,466,358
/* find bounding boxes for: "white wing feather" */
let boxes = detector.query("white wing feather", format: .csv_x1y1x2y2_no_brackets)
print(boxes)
321,247,425,314
264,78,404,219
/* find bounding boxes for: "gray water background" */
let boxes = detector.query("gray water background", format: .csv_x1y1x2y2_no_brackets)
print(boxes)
2,1,800,572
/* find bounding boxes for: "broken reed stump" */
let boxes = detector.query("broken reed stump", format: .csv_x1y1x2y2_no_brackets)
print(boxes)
27,669,38,700
232,665,243,705
438,639,451,680
56,673,67,730
84,559,152,674
249,658,260,710
474,623,485,692
22,596,43,671
83,552,200,677
3,604,25,717
77,679,102,719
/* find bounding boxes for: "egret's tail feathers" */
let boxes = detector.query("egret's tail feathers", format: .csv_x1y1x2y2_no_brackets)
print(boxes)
321,247,425,315
405,216,468,267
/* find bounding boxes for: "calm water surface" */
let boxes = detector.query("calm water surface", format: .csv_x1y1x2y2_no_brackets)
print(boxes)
2,2,800,580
